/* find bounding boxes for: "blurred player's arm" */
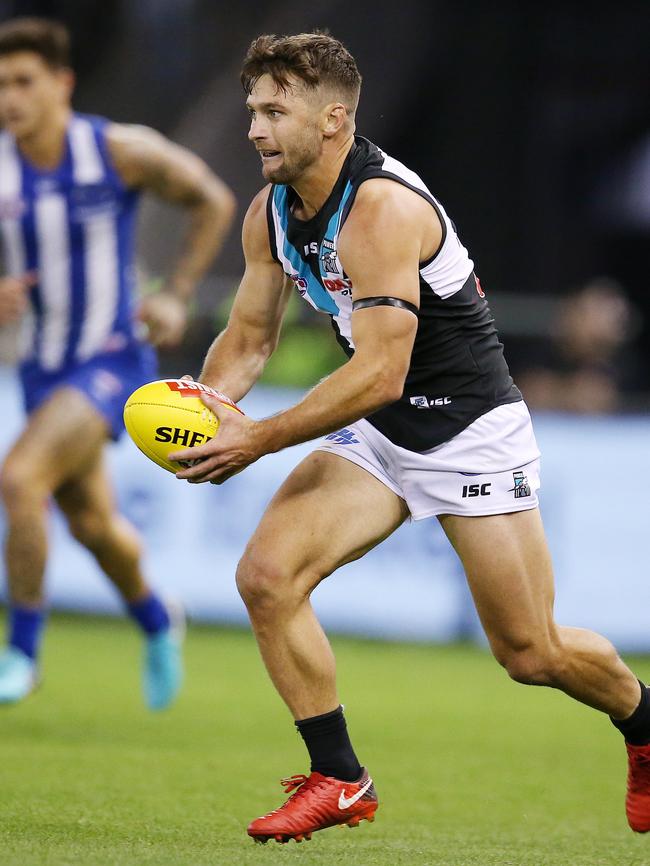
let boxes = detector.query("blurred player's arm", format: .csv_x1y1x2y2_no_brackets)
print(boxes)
172,180,430,482
198,187,291,401
107,123,236,347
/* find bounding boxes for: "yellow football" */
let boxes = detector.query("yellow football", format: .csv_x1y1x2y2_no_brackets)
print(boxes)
123,378,243,473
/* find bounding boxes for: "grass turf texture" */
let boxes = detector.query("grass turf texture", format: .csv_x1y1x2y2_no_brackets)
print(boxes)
1,614,649,866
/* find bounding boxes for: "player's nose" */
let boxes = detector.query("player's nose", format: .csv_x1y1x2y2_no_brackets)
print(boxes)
248,117,266,141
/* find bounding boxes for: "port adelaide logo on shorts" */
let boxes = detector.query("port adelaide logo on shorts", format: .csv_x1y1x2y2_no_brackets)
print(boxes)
511,471,531,498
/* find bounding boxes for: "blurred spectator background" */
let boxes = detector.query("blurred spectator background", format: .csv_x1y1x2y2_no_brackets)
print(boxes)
512,277,643,413
0,0,649,408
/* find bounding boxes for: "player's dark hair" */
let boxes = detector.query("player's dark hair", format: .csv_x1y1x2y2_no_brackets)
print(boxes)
0,17,71,68
241,31,362,113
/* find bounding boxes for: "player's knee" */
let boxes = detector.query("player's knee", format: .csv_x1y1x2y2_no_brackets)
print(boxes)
65,507,108,551
236,553,283,610
496,641,562,687
236,550,305,614
0,456,45,511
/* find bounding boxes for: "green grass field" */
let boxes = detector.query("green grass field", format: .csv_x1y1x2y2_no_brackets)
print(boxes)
1,614,650,866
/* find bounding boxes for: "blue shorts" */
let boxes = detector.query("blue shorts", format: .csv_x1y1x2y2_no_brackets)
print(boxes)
20,342,157,440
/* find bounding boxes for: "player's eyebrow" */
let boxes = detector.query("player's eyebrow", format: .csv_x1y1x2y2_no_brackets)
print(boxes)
246,100,285,113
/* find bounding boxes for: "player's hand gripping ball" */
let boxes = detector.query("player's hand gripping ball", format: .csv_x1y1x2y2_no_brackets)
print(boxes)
123,378,243,473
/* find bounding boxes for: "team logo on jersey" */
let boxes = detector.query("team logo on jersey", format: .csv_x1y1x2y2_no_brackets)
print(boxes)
325,428,360,445
409,395,452,408
321,248,339,275
319,240,353,293
35,178,60,195
71,184,119,222
289,273,308,296
90,369,123,400
511,471,531,498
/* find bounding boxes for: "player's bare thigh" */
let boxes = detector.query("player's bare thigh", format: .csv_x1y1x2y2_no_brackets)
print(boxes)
2,386,110,495
238,450,410,598
438,508,557,656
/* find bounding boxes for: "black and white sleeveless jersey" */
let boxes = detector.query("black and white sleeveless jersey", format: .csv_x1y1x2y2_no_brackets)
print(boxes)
266,136,521,452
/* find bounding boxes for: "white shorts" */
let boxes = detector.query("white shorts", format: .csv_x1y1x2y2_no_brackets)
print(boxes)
315,401,541,520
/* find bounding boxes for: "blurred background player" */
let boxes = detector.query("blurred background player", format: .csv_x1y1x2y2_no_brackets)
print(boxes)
0,17,235,707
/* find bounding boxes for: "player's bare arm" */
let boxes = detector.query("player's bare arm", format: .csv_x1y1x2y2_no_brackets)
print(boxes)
107,123,236,347
198,187,291,401
171,180,437,483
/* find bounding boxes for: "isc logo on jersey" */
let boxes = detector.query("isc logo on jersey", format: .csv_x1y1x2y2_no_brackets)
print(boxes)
123,379,243,473
410,396,452,408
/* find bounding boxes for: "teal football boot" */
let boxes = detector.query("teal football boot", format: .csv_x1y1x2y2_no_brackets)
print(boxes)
143,598,185,711
0,646,37,704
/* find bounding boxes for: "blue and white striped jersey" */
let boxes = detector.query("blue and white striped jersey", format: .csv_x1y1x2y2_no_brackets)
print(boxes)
0,112,141,376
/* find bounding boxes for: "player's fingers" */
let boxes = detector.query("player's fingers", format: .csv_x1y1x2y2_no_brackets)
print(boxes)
208,470,234,485
200,393,232,419
143,320,168,347
175,454,223,481
152,333,173,349
195,464,236,485
180,374,194,381
153,322,186,350
169,440,216,464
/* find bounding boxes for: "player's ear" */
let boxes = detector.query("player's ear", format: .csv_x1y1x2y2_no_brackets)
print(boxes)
322,103,347,138
57,67,75,101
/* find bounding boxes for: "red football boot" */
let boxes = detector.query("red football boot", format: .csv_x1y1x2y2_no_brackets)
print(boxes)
626,742,650,832
247,767,378,844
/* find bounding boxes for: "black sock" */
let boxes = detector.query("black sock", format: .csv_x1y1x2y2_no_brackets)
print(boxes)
295,705,362,782
612,681,650,745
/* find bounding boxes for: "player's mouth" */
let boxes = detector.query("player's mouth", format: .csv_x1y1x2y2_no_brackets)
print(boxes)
259,150,281,162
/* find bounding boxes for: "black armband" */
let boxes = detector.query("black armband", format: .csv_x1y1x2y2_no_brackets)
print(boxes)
352,296,419,316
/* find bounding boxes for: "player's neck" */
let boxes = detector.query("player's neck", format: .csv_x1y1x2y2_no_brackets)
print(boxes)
16,106,72,171
291,135,354,221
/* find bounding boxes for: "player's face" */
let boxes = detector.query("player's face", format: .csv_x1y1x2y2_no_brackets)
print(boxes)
246,74,323,185
0,52,71,139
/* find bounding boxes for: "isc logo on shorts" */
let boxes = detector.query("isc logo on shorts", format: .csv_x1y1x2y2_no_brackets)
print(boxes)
461,482,491,498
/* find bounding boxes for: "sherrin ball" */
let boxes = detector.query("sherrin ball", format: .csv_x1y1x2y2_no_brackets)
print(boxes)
123,378,243,473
